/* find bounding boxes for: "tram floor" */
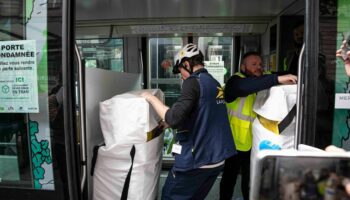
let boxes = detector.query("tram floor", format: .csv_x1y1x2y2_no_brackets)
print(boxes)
158,171,243,200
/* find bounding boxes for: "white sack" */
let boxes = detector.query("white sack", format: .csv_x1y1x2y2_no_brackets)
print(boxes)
253,85,297,121
251,85,297,184
99,89,164,147
93,136,163,200
252,119,295,153
93,89,164,200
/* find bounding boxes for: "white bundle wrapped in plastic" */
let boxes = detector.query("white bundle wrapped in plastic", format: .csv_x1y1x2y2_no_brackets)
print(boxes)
250,85,297,183
93,89,164,200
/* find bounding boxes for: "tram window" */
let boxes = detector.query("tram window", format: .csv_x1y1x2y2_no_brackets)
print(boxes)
315,1,348,150
76,38,124,72
84,59,97,68
148,38,183,105
149,38,182,79
150,83,181,109
0,0,66,191
198,37,233,85
148,38,183,161
0,115,26,183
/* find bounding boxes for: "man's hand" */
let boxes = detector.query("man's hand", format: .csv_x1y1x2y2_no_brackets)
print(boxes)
139,91,169,120
159,120,170,129
140,91,154,102
336,40,350,61
277,74,298,84
336,40,350,76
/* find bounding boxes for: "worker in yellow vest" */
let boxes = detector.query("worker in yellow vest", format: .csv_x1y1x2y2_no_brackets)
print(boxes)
220,51,297,200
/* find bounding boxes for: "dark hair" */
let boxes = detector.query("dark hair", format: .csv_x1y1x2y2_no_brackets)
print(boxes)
242,51,261,62
183,50,204,68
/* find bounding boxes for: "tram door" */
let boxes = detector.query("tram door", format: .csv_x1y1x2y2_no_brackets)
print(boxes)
0,0,80,200
148,36,236,162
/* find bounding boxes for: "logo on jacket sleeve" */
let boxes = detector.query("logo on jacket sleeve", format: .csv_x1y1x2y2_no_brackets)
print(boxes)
216,86,225,104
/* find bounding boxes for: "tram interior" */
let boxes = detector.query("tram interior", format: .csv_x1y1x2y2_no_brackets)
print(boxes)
74,0,338,199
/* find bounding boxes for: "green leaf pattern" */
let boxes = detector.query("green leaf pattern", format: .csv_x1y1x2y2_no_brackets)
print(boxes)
29,120,52,189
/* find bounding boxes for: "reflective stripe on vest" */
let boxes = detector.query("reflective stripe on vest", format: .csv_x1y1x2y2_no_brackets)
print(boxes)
283,57,288,71
226,93,256,151
227,97,255,123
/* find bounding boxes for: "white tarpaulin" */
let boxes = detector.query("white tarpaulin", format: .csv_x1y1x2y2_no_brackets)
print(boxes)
93,89,164,200
250,85,297,184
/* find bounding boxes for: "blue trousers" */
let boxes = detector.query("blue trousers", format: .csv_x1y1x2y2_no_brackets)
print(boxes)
161,165,224,200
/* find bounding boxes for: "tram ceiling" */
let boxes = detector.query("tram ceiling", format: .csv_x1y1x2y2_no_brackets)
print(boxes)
76,0,303,24
75,23,270,39
76,0,304,38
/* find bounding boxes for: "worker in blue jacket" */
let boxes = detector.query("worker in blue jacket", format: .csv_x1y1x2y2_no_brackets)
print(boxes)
142,43,236,200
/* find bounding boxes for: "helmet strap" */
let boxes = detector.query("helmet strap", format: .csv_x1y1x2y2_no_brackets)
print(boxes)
182,61,193,74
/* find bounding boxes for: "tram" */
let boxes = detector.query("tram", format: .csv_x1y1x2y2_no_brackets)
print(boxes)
0,0,348,199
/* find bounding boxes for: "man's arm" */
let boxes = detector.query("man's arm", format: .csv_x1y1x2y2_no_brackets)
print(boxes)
224,74,278,103
164,78,199,128
142,78,200,129
224,74,297,103
141,93,169,120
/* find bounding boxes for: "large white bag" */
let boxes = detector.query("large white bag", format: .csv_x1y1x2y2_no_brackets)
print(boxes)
93,136,163,200
252,85,296,150
93,89,164,200
99,89,164,147
250,85,297,183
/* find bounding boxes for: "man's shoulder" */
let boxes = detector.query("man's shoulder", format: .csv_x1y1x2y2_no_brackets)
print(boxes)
184,76,199,83
183,77,200,89
227,74,244,82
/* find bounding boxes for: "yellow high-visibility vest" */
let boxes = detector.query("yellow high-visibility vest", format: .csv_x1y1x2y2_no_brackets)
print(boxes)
226,71,271,151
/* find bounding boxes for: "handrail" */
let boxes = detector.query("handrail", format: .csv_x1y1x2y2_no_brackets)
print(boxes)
294,43,305,150
74,43,87,192
139,49,145,89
